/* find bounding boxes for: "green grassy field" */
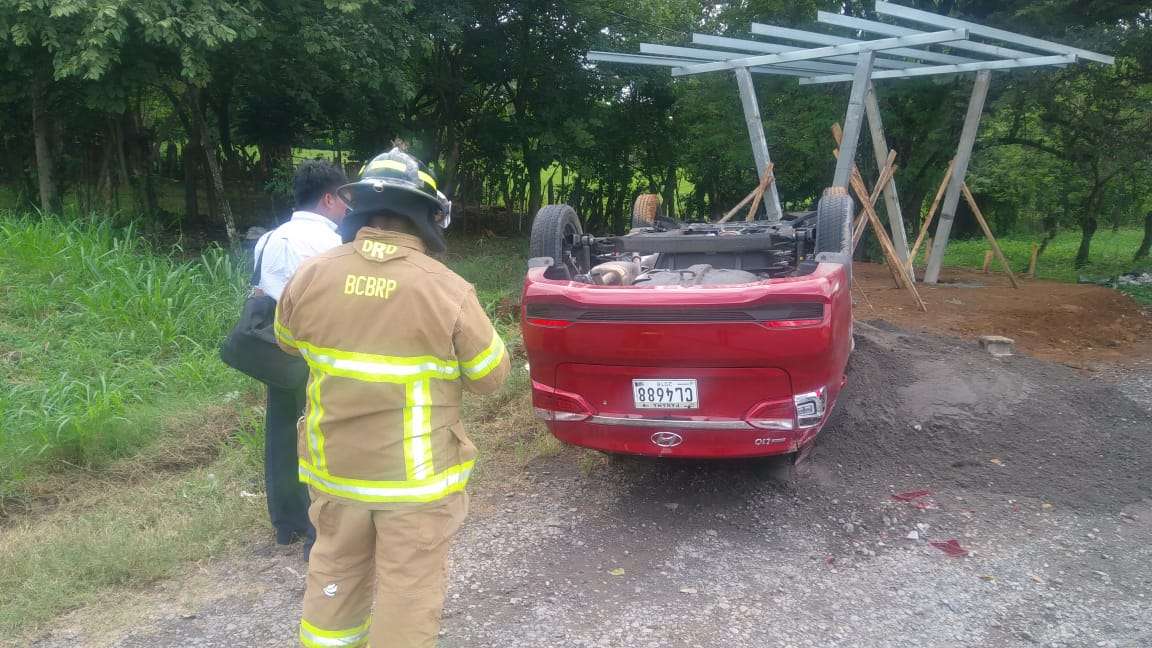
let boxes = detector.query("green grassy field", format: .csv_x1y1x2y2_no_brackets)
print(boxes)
933,227,1152,304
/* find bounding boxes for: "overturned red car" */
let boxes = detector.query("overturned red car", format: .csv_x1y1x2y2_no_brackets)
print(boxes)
520,189,853,462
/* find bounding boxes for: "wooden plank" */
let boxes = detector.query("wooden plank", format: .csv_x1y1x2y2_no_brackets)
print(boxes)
962,183,1020,289
717,187,759,223
907,161,952,274
1027,243,1039,278
982,250,994,273
745,163,775,222
833,123,897,255
849,169,928,311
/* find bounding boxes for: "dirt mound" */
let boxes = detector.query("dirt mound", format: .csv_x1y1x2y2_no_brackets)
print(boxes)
852,263,1152,367
815,321,1152,511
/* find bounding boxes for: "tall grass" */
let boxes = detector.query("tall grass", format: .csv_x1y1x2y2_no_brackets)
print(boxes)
0,214,253,496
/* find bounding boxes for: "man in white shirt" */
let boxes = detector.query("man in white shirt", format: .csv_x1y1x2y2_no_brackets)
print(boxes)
253,160,348,557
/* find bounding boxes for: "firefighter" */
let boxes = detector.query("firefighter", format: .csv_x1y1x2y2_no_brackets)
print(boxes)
274,148,511,648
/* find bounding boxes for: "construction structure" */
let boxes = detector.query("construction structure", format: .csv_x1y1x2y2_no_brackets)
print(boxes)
585,1,1113,283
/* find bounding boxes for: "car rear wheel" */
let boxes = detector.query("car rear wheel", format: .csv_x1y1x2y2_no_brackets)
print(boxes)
530,204,590,278
815,186,853,256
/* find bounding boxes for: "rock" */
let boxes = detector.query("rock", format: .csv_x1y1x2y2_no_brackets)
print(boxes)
978,335,1015,357
679,587,698,594
906,530,920,540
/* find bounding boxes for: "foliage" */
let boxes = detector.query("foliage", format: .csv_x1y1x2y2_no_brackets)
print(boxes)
0,1,1149,257
0,214,252,495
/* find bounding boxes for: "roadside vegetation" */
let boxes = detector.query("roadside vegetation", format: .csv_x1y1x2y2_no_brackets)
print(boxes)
0,215,252,498
936,228,1152,304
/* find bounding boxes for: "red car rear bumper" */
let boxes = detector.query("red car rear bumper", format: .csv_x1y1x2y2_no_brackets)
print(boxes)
521,262,852,458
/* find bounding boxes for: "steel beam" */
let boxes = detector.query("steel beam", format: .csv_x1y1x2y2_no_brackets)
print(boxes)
923,70,992,284
691,33,918,70
875,1,1114,65
671,29,968,76
585,51,838,79
750,22,976,65
798,54,1076,84
863,83,910,266
733,67,783,221
832,51,876,188
586,52,701,67
816,12,1038,60
641,43,859,75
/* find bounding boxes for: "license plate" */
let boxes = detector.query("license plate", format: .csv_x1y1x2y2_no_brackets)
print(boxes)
632,379,699,409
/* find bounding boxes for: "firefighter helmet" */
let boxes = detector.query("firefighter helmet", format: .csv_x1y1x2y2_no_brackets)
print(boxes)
336,148,452,252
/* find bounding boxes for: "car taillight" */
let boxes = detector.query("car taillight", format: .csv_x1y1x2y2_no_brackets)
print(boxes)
759,303,825,328
762,318,821,328
525,318,571,328
793,388,827,428
532,386,591,422
745,400,795,430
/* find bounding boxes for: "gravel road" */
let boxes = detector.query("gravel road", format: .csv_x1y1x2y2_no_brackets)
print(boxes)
32,323,1152,648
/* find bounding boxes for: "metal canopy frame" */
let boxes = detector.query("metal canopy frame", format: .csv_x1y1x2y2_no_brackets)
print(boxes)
584,1,1112,282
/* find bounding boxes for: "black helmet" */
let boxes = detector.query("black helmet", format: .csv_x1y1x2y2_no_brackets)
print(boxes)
336,148,452,252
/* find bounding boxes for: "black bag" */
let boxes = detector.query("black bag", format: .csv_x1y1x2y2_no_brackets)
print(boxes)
219,241,309,390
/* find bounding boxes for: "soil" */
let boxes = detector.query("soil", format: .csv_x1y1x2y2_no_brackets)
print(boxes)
852,263,1152,367
26,322,1152,648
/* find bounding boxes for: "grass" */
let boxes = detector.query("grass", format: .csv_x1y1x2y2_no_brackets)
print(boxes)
931,227,1152,304
0,406,269,639
0,214,255,498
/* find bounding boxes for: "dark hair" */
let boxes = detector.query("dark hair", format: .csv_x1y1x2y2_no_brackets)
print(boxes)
293,160,347,209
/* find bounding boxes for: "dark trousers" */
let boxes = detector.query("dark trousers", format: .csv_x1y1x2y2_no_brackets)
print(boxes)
265,384,315,546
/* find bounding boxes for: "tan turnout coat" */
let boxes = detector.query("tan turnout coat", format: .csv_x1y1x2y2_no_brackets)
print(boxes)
275,227,510,508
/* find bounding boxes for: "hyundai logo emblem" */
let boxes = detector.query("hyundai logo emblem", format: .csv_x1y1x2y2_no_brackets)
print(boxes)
651,431,683,448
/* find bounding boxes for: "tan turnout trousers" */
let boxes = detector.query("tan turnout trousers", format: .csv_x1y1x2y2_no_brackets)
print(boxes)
301,493,467,648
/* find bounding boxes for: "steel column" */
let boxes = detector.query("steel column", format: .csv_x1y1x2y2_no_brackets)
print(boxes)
832,51,876,188
733,67,783,221
923,70,992,284
863,83,910,267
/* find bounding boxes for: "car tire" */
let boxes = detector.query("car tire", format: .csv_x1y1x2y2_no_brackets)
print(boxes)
529,204,589,277
814,186,853,256
631,193,662,229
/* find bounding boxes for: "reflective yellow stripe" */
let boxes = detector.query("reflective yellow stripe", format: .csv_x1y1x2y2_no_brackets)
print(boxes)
299,459,473,504
299,618,369,647
461,331,506,380
306,374,328,472
404,379,434,480
274,318,298,348
296,340,459,383
364,159,437,191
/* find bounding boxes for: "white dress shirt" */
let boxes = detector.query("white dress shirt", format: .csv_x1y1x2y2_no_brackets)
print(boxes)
254,211,343,301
